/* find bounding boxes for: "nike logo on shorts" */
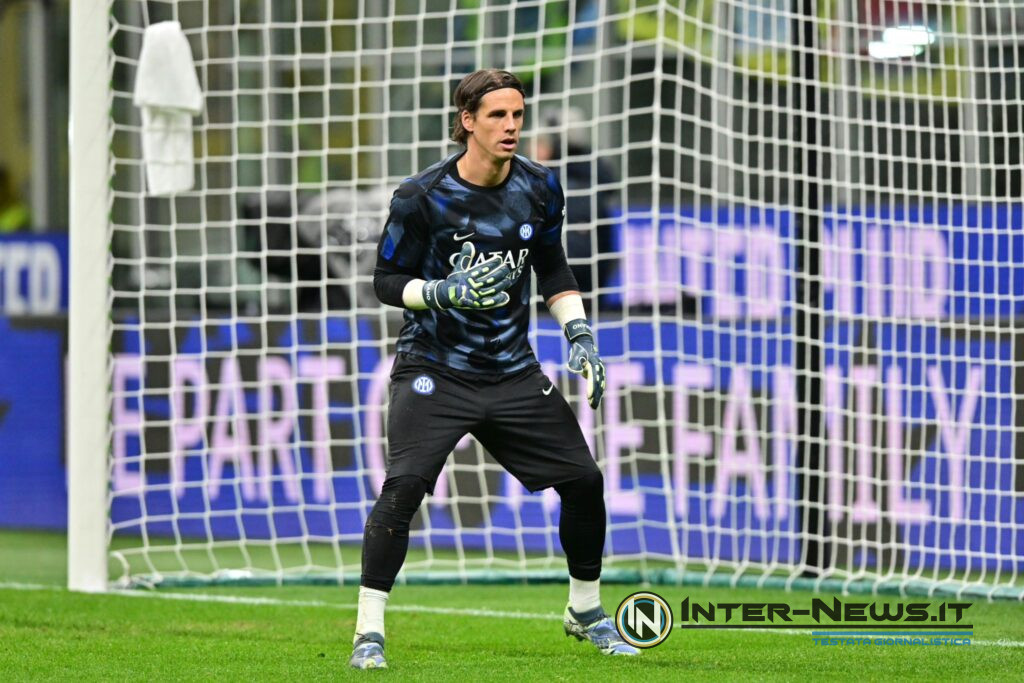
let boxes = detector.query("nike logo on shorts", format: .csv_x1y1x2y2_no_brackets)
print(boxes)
542,384,554,396
453,231,476,241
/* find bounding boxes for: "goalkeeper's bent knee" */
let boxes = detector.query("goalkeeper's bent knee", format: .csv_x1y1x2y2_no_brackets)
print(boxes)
555,468,604,505
364,475,428,537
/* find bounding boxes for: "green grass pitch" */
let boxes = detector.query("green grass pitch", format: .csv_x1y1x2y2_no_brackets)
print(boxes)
1,530,1022,680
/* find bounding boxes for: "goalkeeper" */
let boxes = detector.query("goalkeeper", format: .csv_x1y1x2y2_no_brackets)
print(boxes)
350,68,637,669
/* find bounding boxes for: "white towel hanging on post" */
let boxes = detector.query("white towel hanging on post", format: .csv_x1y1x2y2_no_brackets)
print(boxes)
132,21,204,196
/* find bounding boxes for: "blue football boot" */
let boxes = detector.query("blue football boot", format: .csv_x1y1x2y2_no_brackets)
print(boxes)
349,632,387,670
563,605,640,656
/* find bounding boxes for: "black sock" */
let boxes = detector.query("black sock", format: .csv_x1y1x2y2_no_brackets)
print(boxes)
555,469,606,581
360,475,428,592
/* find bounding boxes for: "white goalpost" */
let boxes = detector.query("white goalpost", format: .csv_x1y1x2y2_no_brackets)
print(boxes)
69,0,1023,599
67,0,113,593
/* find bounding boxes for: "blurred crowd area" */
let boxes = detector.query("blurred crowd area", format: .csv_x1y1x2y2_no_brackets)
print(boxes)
3,1,1023,315
0,1,69,234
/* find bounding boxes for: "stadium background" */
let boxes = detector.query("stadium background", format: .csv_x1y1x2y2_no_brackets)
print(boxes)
1,1,1024,678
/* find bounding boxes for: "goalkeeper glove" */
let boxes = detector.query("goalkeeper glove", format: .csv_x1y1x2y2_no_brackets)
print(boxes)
565,318,606,409
422,243,514,310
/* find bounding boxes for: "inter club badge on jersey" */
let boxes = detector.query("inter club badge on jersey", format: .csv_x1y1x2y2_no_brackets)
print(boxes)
412,375,435,395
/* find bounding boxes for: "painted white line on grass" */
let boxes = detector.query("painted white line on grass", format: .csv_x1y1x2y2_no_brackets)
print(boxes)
109,588,560,621
976,639,1024,648
0,581,60,591
2,581,1021,648
0,581,557,620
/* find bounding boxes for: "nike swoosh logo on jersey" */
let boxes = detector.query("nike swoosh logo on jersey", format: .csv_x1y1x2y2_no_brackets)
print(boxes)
453,231,476,241
542,384,554,396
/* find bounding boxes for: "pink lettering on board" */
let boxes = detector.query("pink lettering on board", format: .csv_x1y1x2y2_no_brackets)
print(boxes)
208,357,254,501
822,223,855,315
890,228,909,317
771,367,797,520
865,225,885,318
298,355,345,503
170,357,208,497
911,228,947,318
711,231,743,320
363,355,394,497
112,354,144,492
603,362,644,515
928,366,982,521
258,356,300,503
850,365,880,523
848,223,947,319
672,363,713,516
824,366,844,522
712,366,769,521
745,228,784,319
622,219,666,306
886,366,929,521
680,225,709,306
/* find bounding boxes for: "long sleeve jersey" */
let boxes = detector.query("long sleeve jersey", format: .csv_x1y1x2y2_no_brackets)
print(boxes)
373,152,578,374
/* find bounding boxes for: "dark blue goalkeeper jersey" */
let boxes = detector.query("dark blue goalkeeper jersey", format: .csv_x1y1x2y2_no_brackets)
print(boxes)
373,152,578,374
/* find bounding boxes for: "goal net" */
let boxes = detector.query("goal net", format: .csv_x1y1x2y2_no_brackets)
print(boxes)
70,0,1023,599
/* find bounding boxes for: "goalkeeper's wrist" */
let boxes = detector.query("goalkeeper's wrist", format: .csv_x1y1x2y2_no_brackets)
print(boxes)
564,318,593,343
421,279,453,310
549,292,585,324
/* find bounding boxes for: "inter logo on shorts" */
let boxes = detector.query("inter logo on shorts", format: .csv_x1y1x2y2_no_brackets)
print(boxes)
412,375,435,395
615,591,673,648
518,223,534,240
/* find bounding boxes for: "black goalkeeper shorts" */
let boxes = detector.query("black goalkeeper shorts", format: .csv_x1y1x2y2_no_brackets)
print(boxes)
384,353,599,493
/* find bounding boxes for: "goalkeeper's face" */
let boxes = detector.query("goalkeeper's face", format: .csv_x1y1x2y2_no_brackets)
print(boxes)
465,88,525,163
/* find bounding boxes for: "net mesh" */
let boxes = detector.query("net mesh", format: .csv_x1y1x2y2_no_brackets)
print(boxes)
102,0,1023,598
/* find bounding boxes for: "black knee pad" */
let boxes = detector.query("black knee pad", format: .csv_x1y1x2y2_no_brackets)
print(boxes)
365,475,428,535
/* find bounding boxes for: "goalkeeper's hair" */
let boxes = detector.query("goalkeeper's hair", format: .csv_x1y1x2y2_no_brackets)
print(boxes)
451,69,525,145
